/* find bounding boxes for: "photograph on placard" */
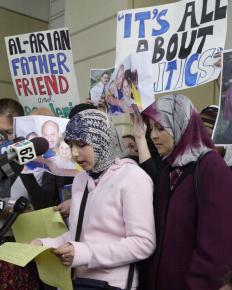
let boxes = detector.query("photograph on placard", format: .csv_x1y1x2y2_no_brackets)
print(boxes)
104,52,154,116
14,115,82,176
89,68,114,106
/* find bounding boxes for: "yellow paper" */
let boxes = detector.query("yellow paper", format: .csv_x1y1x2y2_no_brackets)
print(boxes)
36,250,72,290
0,242,72,290
10,208,72,290
0,242,49,267
12,207,67,243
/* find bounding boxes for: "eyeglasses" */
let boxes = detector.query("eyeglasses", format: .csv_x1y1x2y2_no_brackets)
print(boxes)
0,129,13,136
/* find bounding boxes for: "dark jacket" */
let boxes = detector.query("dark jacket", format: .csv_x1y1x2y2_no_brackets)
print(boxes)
139,151,232,290
20,173,74,210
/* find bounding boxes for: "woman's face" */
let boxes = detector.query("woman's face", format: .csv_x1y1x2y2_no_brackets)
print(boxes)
150,120,174,157
58,140,71,160
116,66,124,90
0,115,14,141
109,81,116,95
70,141,95,171
122,79,131,98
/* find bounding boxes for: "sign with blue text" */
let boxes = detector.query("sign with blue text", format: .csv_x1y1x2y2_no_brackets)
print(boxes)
5,28,80,117
116,0,228,94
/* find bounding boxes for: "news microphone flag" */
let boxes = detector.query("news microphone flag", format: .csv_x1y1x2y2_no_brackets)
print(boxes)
6,139,36,165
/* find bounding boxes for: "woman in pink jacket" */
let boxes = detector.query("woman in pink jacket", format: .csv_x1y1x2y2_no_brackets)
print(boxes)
32,109,155,290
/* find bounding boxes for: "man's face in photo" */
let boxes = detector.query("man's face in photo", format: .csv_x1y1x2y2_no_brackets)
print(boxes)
101,73,110,85
42,121,59,149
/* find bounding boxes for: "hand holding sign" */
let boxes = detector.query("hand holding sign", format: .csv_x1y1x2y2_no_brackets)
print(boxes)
130,104,146,140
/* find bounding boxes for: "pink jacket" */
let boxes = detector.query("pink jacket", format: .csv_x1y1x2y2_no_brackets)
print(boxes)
40,158,156,289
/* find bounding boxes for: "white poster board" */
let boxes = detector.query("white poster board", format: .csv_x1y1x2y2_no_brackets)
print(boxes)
116,0,228,94
5,28,80,118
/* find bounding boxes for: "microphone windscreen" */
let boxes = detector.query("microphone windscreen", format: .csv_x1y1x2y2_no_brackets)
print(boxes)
14,136,25,142
13,196,29,213
30,137,49,156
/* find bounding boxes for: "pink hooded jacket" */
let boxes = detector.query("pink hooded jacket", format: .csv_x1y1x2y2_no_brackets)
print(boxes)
40,158,156,289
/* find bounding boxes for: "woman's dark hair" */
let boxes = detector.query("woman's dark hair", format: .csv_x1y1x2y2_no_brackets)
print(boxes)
69,103,97,119
122,134,135,142
124,69,138,87
0,98,24,117
200,105,218,130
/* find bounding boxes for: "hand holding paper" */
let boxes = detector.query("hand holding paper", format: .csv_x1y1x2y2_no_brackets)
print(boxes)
53,242,74,267
30,239,43,246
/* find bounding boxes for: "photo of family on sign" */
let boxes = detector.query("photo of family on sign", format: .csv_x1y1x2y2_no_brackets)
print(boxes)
90,52,154,116
14,115,82,176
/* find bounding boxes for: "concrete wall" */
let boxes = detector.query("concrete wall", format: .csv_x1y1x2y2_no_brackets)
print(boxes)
0,0,50,21
49,0,64,29
0,6,48,100
0,0,231,132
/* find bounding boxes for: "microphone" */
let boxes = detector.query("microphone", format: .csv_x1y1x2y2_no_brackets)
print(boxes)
0,196,29,242
0,137,49,196
0,200,5,212
5,137,49,165
0,136,27,155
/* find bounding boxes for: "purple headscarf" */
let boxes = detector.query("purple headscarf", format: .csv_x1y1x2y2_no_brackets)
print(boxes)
143,94,215,166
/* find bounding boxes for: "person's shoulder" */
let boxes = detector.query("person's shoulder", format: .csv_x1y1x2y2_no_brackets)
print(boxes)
73,170,87,185
114,158,153,181
74,169,87,179
200,150,231,174
201,150,225,164
124,155,139,163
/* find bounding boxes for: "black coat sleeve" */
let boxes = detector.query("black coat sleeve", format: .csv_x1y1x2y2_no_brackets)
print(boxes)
140,157,161,184
19,172,59,210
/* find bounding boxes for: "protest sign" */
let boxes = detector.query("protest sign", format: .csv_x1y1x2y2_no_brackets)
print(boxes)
213,49,232,145
105,52,154,115
5,28,80,117
116,0,228,94
14,115,82,176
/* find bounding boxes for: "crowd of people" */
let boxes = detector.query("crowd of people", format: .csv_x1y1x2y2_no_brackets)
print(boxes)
0,90,232,290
